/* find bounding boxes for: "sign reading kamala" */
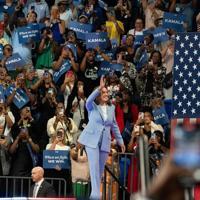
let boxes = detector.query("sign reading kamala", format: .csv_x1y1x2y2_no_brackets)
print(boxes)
17,24,41,44
5,53,26,71
86,32,109,49
152,106,169,125
5,85,29,109
134,35,144,46
68,21,93,40
163,12,186,32
43,150,70,169
98,61,112,76
53,60,71,83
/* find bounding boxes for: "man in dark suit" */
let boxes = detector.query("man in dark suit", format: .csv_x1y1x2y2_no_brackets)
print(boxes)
29,166,56,197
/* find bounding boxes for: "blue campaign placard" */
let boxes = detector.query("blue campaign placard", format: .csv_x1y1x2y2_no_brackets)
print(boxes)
86,32,108,49
5,53,26,71
53,60,71,83
134,35,144,46
43,150,70,169
110,63,123,72
68,21,93,40
95,51,113,62
98,61,112,76
162,12,186,32
152,106,170,125
17,25,41,44
136,50,148,71
152,27,169,44
65,43,77,60
98,0,108,11
0,45,3,60
0,84,5,102
5,85,29,109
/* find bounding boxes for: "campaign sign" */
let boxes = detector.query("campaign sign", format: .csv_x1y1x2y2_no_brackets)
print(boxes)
65,43,77,60
152,27,169,44
0,84,5,102
163,12,186,32
98,61,112,76
86,32,108,49
136,51,148,71
152,106,170,125
68,21,92,40
98,0,108,11
134,35,144,46
53,60,71,83
5,53,26,71
0,45,3,60
43,150,70,169
17,25,40,44
95,51,113,62
5,85,29,109
111,63,123,72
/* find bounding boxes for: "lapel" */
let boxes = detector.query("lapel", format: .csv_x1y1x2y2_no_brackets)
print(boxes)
37,181,44,197
96,104,112,123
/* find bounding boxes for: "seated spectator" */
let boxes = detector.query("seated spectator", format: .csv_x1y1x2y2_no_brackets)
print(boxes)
47,102,78,145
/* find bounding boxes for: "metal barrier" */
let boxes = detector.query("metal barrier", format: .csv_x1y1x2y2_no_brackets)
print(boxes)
0,176,67,197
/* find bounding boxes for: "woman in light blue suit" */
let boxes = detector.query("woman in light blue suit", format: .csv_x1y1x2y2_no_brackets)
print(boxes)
78,77,125,199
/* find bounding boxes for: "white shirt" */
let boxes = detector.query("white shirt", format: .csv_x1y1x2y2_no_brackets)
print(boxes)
100,105,107,121
34,178,44,197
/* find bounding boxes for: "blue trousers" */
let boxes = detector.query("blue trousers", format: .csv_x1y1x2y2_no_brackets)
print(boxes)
85,146,109,199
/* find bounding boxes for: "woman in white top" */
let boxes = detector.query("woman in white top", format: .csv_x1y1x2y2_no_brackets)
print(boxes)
128,18,144,36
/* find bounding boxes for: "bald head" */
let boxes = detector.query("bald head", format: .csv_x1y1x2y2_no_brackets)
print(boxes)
31,167,44,183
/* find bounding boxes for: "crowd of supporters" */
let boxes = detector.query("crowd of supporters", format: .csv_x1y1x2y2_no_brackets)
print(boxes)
0,0,199,198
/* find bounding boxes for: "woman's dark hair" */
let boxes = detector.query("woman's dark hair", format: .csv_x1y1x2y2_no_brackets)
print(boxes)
149,50,162,67
94,87,112,106
3,44,13,52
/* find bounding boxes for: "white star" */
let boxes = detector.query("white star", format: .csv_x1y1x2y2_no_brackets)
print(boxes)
192,109,196,114
189,42,193,48
198,57,200,62
180,43,184,48
183,94,187,99
188,72,192,77
183,79,187,85
174,95,178,100
178,101,182,107
187,86,192,92
185,35,189,40
189,57,193,63
174,80,178,86
175,65,179,71
194,35,198,41
179,57,184,63
193,49,197,55
193,64,197,70
197,86,200,92
192,79,197,84
175,50,179,55
196,101,200,107
197,72,200,77
179,72,183,78
173,110,177,115
183,64,188,70
176,35,180,41
184,50,188,55
187,101,191,107
182,109,186,114
178,87,183,92
192,93,196,99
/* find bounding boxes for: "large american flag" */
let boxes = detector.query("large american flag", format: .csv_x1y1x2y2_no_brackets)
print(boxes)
172,32,200,119
171,32,200,200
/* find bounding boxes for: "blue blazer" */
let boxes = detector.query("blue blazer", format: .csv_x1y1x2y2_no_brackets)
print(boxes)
78,88,124,152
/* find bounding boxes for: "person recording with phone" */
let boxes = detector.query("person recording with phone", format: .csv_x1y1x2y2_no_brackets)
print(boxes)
47,102,78,145
78,76,125,199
